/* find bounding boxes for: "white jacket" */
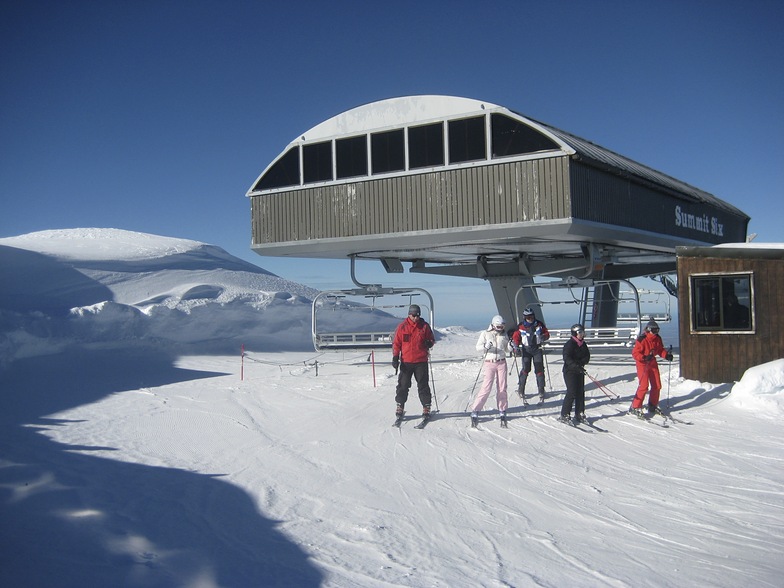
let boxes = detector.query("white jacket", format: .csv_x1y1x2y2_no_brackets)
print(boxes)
476,327,511,361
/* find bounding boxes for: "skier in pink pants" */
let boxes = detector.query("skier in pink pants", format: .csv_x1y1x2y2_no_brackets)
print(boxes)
471,315,511,427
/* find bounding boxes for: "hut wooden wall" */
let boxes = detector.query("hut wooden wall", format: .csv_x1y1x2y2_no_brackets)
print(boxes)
678,254,784,383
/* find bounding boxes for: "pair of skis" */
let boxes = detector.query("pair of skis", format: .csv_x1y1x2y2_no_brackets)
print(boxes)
558,416,607,433
519,391,545,407
629,407,692,426
471,414,508,429
392,412,430,429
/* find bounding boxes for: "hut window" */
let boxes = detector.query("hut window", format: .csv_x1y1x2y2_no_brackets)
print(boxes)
448,116,486,164
491,113,559,157
336,135,368,179
253,146,300,190
408,122,444,169
690,273,753,332
303,141,333,184
371,129,405,174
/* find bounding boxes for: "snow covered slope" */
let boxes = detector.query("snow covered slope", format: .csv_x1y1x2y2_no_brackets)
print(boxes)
1,228,782,587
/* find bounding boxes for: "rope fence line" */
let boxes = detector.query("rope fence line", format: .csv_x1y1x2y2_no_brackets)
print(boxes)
238,345,646,395
239,347,578,376
240,346,389,379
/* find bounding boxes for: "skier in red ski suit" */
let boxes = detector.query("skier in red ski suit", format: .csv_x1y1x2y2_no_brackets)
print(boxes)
631,320,673,415
392,304,435,419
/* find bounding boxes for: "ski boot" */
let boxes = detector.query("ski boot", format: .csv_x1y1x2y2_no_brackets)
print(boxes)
393,403,405,427
414,405,431,429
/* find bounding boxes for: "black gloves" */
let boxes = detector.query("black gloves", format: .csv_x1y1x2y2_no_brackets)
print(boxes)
666,352,674,362
392,356,400,370
425,339,434,349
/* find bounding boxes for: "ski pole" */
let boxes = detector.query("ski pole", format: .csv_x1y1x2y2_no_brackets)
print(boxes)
543,348,552,391
584,371,620,399
428,352,439,412
666,345,673,411
464,348,489,412
509,348,524,401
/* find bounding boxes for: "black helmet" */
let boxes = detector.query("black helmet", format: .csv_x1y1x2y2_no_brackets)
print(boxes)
645,320,660,332
571,323,585,336
408,304,421,317
522,307,535,317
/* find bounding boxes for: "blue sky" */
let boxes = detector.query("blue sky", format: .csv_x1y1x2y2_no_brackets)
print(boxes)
2,1,782,329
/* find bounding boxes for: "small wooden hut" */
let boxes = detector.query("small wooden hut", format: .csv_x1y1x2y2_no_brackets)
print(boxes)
677,244,784,382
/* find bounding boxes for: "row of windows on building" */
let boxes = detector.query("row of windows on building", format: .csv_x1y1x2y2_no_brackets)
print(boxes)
253,113,560,191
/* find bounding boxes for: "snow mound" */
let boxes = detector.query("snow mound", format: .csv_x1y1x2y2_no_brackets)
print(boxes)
729,358,784,417
2,228,207,261
0,229,325,359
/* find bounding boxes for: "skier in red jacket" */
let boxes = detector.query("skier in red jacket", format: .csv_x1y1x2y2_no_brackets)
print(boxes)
630,320,673,417
392,304,435,420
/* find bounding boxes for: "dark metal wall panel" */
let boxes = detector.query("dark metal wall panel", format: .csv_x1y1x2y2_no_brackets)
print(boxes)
540,121,749,220
677,254,784,383
571,163,748,244
250,157,571,244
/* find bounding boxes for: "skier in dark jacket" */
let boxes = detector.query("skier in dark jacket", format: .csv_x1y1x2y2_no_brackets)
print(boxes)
392,304,435,420
510,307,550,403
559,323,591,424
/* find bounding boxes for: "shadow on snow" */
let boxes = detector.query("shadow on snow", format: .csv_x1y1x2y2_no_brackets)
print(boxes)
0,345,322,587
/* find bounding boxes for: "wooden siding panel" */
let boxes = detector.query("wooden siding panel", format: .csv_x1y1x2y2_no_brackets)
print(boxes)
450,169,462,226
678,255,784,383
250,158,571,245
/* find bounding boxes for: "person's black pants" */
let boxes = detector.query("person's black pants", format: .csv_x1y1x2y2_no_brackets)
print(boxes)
561,371,585,417
395,362,431,407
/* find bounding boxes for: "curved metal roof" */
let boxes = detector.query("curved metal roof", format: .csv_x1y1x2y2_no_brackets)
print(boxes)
248,95,576,191
301,95,501,141
250,95,746,220
247,95,750,282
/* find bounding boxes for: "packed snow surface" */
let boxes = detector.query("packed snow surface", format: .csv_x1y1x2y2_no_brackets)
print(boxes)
1,229,782,587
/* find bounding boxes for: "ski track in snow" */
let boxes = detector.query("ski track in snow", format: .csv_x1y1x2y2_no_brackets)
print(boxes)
32,347,784,588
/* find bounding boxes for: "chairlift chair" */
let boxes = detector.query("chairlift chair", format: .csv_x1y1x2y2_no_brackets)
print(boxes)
515,278,643,348
311,286,434,352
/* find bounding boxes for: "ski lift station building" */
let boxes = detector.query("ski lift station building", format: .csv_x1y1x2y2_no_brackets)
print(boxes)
246,95,750,338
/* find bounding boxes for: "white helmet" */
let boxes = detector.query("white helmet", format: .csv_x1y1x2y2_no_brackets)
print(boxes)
491,315,505,327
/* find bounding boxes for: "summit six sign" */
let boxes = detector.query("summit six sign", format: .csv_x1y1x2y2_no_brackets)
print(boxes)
675,205,724,237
